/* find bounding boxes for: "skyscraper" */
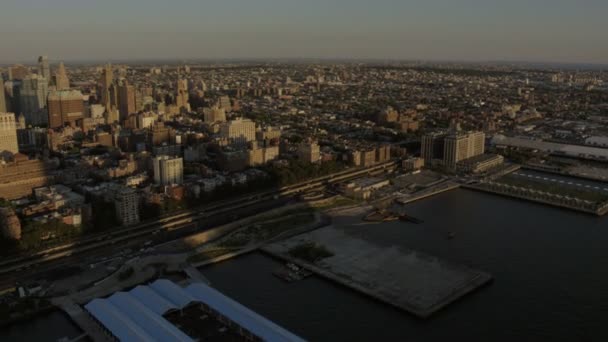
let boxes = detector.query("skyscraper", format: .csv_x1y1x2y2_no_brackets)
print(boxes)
175,75,190,111
38,56,51,83
54,62,70,90
118,81,137,121
99,64,115,110
0,112,19,154
19,74,49,126
47,90,84,128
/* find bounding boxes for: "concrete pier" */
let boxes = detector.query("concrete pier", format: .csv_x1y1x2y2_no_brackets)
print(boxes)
262,226,492,318
395,181,460,205
52,298,112,342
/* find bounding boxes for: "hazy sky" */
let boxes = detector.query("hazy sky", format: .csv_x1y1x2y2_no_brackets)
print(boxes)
1,0,607,64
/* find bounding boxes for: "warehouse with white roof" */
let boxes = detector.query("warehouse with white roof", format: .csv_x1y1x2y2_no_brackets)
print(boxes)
84,279,305,342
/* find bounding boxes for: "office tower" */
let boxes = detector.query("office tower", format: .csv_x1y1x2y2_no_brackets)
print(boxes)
153,156,183,186
8,64,30,81
0,75,6,113
421,133,445,165
47,90,84,128
297,140,321,163
175,77,190,111
220,118,256,145
442,131,486,168
54,62,70,90
118,81,136,121
19,74,49,125
38,56,51,83
114,187,140,226
100,64,115,110
0,113,19,154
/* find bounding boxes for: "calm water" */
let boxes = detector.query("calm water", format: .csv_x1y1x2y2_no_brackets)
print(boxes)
0,310,82,342
201,187,608,342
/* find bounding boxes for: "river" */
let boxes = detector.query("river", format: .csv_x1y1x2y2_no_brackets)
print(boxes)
200,187,608,342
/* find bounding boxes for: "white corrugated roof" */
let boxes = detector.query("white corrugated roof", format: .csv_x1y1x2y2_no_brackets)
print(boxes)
186,283,306,342
85,279,305,342
130,285,178,315
149,279,197,308
85,299,157,342
107,292,192,342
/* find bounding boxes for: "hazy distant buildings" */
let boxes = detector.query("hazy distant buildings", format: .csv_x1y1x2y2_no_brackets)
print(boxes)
118,81,137,121
8,64,29,81
19,74,48,126
0,75,6,113
53,62,70,90
0,112,19,154
38,56,51,83
153,156,183,186
47,90,84,128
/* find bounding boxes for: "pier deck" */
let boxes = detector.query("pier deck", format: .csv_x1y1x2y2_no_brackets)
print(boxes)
262,226,492,318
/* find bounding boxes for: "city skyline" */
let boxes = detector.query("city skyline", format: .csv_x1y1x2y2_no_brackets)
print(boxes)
1,0,607,64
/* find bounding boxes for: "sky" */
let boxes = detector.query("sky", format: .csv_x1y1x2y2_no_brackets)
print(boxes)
1,0,607,64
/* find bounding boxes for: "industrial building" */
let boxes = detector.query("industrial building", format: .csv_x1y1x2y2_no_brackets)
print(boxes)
84,279,305,342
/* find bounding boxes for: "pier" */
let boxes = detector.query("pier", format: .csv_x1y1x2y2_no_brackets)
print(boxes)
262,226,493,318
395,181,460,205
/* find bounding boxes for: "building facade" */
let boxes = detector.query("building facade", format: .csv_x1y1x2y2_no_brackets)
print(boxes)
115,187,140,226
47,90,84,128
153,156,184,186
0,112,19,154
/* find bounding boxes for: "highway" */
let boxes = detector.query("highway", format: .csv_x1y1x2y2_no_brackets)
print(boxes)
0,161,397,283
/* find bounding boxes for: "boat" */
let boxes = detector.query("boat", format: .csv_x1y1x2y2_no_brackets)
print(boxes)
399,214,424,224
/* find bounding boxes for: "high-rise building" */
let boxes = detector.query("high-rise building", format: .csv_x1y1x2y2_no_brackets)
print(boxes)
297,140,321,163
47,90,84,128
118,81,137,121
38,56,51,83
422,131,485,168
114,187,140,226
19,74,49,125
99,64,115,110
220,118,256,145
175,77,190,111
54,62,70,90
0,113,19,154
421,133,446,165
0,75,6,113
153,156,183,186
